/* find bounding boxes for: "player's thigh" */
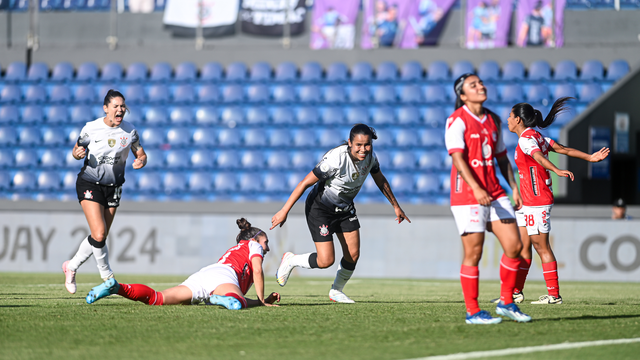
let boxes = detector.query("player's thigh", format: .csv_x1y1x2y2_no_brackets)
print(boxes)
336,230,360,263
211,283,243,298
80,200,107,238
491,220,522,257
519,226,532,258
314,241,336,268
103,207,118,233
160,285,194,305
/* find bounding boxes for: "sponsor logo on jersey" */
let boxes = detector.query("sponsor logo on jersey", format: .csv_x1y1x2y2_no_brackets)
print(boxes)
455,172,463,193
120,136,128,147
84,190,93,199
349,216,358,221
107,202,118,207
97,155,121,165
108,139,116,148
470,158,493,167
320,163,331,173
481,137,492,159
351,172,359,181
529,166,539,196
319,224,329,236
470,134,480,139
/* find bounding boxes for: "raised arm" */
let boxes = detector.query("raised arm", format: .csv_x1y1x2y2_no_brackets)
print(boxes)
270,171,319,229
451,152,493,206
532,151,574,181
551,142,610,163
496,153,522,210
371,171,411,224
131,140,147,170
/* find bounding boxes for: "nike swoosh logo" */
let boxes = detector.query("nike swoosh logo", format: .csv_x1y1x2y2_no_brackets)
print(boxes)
95,140,102,143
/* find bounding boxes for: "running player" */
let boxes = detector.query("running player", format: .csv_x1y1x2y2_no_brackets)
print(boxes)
86,218,281,309
271,124,411,303
446,73,531,324
504,98,609,305
62,90,147,294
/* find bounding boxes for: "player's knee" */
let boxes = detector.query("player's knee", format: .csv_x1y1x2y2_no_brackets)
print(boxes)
89,233,106,244
347,250,360,263
316,255,334,269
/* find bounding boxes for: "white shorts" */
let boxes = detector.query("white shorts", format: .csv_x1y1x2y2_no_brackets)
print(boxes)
450,196,516,235
516,205,552,235
181,263,239,304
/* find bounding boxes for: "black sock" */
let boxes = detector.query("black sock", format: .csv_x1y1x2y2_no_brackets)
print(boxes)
309,253,319,269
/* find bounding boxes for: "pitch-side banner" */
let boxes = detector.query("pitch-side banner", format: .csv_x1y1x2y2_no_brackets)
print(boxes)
163,0,239,38
410,0,458,46
241,0,307,36
465,0,513,49
361,0,418,49
310,0,360,49
516,0,565,48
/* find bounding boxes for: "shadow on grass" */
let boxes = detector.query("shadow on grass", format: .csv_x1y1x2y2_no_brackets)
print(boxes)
0,305,34,308
538,314,640,322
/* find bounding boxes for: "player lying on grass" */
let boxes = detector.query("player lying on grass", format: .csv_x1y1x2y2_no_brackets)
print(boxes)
85,218,280,310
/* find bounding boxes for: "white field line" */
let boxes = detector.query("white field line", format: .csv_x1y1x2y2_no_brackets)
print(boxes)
4,283,179,288
404,337,640,360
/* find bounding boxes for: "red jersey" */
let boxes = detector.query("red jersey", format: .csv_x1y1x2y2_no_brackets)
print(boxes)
217,240,264,295
445,105,508,206
515,128,555,206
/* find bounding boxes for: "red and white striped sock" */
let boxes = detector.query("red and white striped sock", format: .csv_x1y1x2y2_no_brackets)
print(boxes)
542,261,560,297
117,283,164,306
460,265,480,315
514,258,532,294
499,255,520,305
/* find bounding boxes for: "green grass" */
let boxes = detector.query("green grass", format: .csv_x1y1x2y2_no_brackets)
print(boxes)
1,273,640,360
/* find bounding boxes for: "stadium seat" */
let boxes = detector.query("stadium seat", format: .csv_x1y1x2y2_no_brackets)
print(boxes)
345,106,369,124
165,149,189,169
501,61,526,81
451,60,474,79
163,172,187,194
74,84,97,104
42,127,65,145
197,84,220,103
26,62,49,82
351,62,373,82
324,85,347,103
0,149,12,168
415,173,439,194
173,84,196,103
140,128,165,147
244,128,268,147
296,107,320,126
100,62,123,82
37,171,61,191
3,62,27,82
124,84,146,104
76,62,99,82
0,85,22,104
225,62,248,81
275,62,298,82
502,129,518,148
553,60,578,81
373,85,397,104
246,107,269,125
298,85,322,103
483,83,499,103
190,149,215,169
374,129,393,148
218,128,242,147
371,107,395,125
21,105,44,124
18,127,41,146
15,149,38,167
326,62,349,82
317,128,342,148
247,84,270,103
238,172,262,192
69,105,93,124
271,107,294,125
269,128,292,147
50,85,73,103
579,83,603,102
389,173,414,193
263,172,287,192
528,60,552,81
293,129,317,148
60,171,76,191
216,150,241,169
272,85,296,103
192,128,216,148
40,149,64,168
399,85,422,103
580,60,604,81
606,60,629,81
392,151,417,170
423,107,446,128
553,83,577,99
417,151,443,170
395,128,419,147
125,62,149,82
201,62,223,82
426,61,450,81
266,151,290,169
349,86,371,104
12,171,37,191
169,107,193,124
214,172,238,192
477,60,500,81
0,105,19,124
396,106,420,125
527,84,551,103
420,129,444,147
250,62,272,82
241,150,265,168
166,127,191,147
376,62,398,82
291,151,315,170
321,107,345,125
375,151,391,168
137,172,162,193
400,61,423,81
174,62,197,82
300,62,323,82
145,107,168,125
150,62,173,82
194,106,218,125
222,85,245,103
424,84,448,103
188,172,212,192
500,84,525,103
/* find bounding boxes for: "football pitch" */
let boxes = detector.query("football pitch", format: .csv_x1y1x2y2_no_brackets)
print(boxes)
1,273,639,360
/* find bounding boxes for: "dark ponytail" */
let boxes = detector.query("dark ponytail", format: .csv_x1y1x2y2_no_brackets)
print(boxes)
235,218,264,244
512,97,573,129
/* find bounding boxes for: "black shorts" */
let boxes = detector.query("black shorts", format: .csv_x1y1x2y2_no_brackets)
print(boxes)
305,194,360,243
76,177,123,208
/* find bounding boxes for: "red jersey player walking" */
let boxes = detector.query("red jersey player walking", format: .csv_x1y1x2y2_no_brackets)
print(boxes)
445,73,530,324
505,98,609,305
85,218,280,310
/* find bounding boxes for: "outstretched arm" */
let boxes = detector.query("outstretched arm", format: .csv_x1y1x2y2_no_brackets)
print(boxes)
245,257,280,307
271,171,319,229
371,171,411,224
551,142,610,163
496,154,522,210
532,151,574,181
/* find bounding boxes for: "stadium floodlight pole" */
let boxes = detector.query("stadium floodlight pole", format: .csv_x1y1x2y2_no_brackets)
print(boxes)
283,0,291,49
196,0,205,51
106,0,118,50
26,0,39,68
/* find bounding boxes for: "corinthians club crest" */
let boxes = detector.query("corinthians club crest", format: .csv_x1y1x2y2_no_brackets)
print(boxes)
108,139,116,148
84,190,93,199
319,224,329,237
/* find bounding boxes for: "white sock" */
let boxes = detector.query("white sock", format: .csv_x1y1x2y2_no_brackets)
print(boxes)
93,243,114,280
67,236,93,272
332,263,354,292
290,253,314,269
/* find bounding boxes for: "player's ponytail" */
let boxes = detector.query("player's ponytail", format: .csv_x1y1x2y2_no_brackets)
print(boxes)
512,97,573,130
235,218,264,243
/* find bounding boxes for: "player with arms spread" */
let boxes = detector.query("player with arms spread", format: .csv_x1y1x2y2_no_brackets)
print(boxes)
85,218,281,310
446,73,530,324
62,90,147,294
271,124,411,303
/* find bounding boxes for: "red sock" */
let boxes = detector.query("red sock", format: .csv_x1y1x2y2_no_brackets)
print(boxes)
514,258,532,294
542,261,560,297
225,292,247,309
500,255,520,304
460,265,480,315
117,283,164,306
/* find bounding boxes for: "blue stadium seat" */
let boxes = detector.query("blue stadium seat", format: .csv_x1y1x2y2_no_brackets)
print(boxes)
141,128,166,147
269,128,292,147
271,107,294,125
527,84,550,103
74,84,96,104
12,171,37,191
0,149,12,168
201,62,223,82
244,128,268,147
163,172,187,194
241,150,265,168
18,127,41,146
291,151,315,170
326,62,349,82
222,85,245,103
375,151,391,168
395,128,419,147
528,61,552,81
345,107,369,124
272,85,296,103
76,62,98,82
263,172,287,192
250,62,272,82
484,83,499,103
194,106,218,125
150,62,173,82
126,106,143,124
400,61,423,81
580,60,604,81
298,85,322,103
218,128,242,147
426,61,450,81
137,172,162,193
40,149,64,168
553,83,577,99
246,107,269,125
477,60,500,81
351,62,373,82
418,151,443,170
174,62,197,82
238,172,262,192
424,84,448,103
100,62,123,82
396,107,420,125
415,173,439,194
275,62,298,82
451,60,474,79
324,85,347,103
61,171,76,191
606,60,629,81
399,85,422,103
125,62,149,82
15,149,38,167
500,84,524,103
214,172,238,192
373,129,393,148
296,107,319,126
124,84,146,104
392,151,417,170
42,127,65,145
197,84,220,103
145,106,168,125
190,149,214,168
553,60,578,81
389,173,414,193
50,85,73,103
317,128,342,148
165,150,189,169
148,84,171,103
169,107,193,124
420,128,444,147
0,105,19,124
0,85,21,104
37,171,61,191
26,62,49,82
349,86,371,104
502,61,525,81
266,151,290,169
579,83,603,102
226,62,248,82
173,84,196,103
166,127,191,147
22,105,44,124
293,129,317,148
188,172,212,192
373,85,397,104
216,150,241,169
371,107,395,125
376,62,398,82
247,84,270,103
192,128,216,147
301,62,323,82
321,107,344,125
3,62,27,82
